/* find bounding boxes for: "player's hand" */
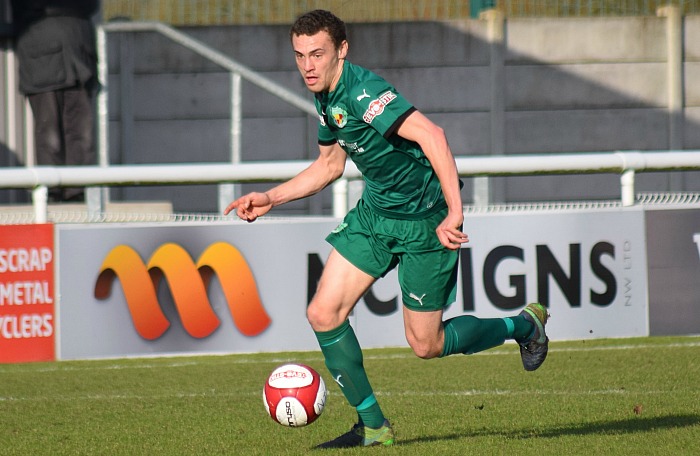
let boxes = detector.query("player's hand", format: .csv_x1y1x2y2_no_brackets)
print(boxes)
223,192,273,222
436,211,469,250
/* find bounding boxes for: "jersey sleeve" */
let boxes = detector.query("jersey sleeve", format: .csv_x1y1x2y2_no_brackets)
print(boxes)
349,79,414,138
317,118,337,146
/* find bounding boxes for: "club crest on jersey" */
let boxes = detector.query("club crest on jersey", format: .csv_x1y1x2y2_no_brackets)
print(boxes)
330,106,348,128
363,91,397,124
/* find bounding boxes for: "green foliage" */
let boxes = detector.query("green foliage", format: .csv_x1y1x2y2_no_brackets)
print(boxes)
1,336,699,455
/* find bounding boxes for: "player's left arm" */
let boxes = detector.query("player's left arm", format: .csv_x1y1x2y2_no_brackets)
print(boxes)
396,110,468,250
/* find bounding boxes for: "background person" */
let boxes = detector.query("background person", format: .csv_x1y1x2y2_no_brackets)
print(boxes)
11,0,99,202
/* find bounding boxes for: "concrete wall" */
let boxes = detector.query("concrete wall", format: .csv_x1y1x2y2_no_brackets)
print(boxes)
3,11,700,213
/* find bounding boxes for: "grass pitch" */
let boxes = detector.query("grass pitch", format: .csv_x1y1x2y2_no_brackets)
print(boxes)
1,336,699,455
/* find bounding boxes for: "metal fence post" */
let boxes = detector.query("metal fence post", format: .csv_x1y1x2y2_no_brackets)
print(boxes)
332,178,348,218
86,186,106,219
32,185,48,223
621,169,636,207
218,72,243,214
95,25,109,213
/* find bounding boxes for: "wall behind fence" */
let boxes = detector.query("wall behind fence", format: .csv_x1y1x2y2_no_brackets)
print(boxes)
3,12,700,213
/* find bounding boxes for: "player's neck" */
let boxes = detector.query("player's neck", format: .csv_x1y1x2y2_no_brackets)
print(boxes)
328,59,345,92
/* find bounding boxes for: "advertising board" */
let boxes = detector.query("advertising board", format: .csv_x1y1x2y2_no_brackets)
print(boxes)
645,208,700,335
0,224,55,363
56,207,648,360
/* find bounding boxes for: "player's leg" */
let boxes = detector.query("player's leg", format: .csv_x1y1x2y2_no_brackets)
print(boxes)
307,249,390,441
402,306,444,358
402,290,548,367
402,305,531,358
398,225,513,357
440,312,535,356
307,249,373,331
312,202,397,447
398,212,548,366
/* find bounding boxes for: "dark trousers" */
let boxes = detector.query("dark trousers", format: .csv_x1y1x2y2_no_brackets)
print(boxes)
28,84,96,202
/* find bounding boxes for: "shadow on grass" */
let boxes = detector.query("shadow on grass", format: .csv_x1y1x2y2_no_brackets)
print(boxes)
398,414,700,446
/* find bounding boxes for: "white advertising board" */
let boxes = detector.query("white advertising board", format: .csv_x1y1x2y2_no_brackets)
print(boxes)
56,207,648,360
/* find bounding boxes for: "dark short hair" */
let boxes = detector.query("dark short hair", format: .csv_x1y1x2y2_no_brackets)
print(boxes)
289,9,347,50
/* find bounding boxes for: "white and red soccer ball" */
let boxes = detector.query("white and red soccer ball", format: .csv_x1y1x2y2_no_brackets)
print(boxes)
263,363,327,427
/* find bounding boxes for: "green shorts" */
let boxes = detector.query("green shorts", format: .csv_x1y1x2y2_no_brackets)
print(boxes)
326,199,459,312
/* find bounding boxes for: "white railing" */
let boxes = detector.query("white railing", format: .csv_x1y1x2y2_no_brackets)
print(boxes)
2,150,700,223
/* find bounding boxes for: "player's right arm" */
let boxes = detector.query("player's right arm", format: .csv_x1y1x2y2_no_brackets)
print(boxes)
224,142,347,222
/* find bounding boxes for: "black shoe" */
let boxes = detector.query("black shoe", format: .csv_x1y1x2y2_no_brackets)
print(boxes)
316,420,394,449
518,303,550,371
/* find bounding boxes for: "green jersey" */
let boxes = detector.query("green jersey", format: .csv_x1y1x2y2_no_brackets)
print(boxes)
314,60,446,220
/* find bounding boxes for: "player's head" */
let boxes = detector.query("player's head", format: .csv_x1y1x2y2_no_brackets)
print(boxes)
290,9,347,52
290,10,348,93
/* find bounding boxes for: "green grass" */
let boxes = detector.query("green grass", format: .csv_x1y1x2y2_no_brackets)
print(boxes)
1,336,699,455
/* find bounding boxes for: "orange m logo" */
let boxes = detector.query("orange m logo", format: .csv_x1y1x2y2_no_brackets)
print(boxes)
94,242,272,340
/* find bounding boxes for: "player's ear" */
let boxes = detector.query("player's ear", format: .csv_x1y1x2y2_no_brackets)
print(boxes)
337,40,348,60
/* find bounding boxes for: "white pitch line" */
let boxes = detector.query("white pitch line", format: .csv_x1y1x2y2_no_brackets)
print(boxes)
0,391,245,402
1,340,698,374
375,388,676,397
0,387,674,403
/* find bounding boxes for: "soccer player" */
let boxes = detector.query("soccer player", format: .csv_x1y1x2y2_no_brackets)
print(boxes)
225,9,549,448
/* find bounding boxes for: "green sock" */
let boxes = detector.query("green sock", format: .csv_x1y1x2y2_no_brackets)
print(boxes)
440,315,534,357
315,320,385,428
508,315,536,342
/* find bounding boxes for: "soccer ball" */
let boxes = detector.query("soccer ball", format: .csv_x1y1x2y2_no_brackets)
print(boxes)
263,363,327,427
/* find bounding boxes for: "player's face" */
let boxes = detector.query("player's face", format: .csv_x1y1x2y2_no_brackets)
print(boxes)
292,31,347,93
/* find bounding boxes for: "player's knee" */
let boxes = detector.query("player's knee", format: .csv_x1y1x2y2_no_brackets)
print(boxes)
306,302,337,332
408,338,441,360
305,304,323,329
